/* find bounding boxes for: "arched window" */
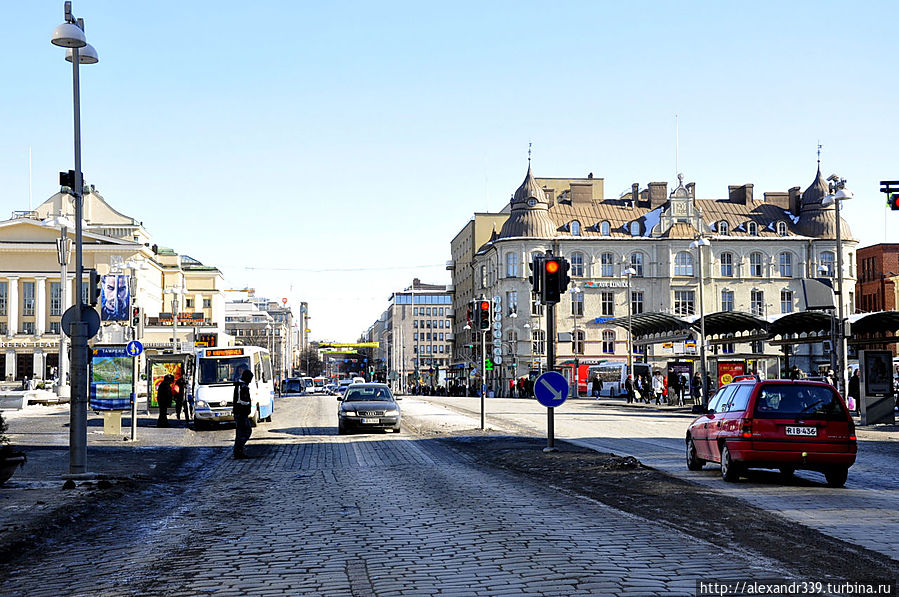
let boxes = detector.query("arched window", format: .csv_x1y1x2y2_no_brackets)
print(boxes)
820,251,836,277
572,330,585,355
599,221,611,236
629,221,641,236
674,251,694,276
718,220,730,235
600,252,614,277
601,330,615,354
570,220,582,236
746,221,758,236
779,252,793,278
776,221,788,236
749,252,764,277
630,252,644,277
532,329,546,355
720,252,734,277
570,252,585,277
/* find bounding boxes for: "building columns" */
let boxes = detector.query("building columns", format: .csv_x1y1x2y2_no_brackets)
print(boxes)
35,277,47,336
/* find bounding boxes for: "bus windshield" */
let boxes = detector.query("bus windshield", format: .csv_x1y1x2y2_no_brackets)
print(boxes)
198,357,252,385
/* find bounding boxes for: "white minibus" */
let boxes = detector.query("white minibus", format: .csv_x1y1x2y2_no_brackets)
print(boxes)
192,346,275,428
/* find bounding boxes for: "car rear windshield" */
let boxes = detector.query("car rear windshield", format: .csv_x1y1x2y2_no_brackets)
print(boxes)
345,387,394,402
753,385,845,420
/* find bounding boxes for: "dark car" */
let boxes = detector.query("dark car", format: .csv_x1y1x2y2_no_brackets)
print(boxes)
337,383,401,434
280,378,306,397
685,378,857,487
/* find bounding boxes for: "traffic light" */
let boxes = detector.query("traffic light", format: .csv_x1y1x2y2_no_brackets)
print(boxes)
477,300,491,331
889,193,899,211
132,306,140,327
541,257,571,304
88,269,101,306
528,253,544,295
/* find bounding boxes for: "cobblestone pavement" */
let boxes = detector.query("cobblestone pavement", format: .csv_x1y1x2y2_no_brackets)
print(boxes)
1,396,805,597
409,395,899,561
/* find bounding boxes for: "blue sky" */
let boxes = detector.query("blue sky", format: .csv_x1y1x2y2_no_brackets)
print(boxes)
2,1,898,341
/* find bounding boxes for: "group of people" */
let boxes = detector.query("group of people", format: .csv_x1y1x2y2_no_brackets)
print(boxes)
155,375,191,428
621,371,672,405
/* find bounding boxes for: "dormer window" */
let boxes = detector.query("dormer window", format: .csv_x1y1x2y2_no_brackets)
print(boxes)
718,220,729,235
570,220,581,236
776,221,788,236
600,221,611,236
629,221,641,236
746,221,758,236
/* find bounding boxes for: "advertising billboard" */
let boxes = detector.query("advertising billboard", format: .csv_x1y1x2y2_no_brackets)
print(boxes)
100,274,130,322
717,361,746,387
89,346,132,410
148,357,186,408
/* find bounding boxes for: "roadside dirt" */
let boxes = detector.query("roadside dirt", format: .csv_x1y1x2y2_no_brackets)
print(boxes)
438,432,897,585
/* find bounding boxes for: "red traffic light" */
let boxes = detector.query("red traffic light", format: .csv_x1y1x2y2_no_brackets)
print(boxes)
480,301,490,310
545,260,560,274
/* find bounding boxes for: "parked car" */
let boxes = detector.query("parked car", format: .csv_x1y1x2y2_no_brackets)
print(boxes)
685,378,856,487
280,378,306,397
337,383,401,434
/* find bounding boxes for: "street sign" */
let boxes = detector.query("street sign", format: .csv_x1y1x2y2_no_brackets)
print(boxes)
494,356,503,365
492,347,501,355
125,340,144,357
535,371,568,408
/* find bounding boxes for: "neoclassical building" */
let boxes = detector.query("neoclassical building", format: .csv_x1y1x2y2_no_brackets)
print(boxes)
451,161,856,388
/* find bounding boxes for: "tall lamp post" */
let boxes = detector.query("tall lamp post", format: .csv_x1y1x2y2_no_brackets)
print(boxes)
823,175,853,395
164,287,185,353
624,267,637,381
42,215,74,399
569,284,581,397
51,1,98,475
689,238,711,407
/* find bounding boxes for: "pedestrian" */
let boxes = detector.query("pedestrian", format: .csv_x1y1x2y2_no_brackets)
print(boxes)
848,369,860,413
678,373,689,406
624,374,635,404
691,373,702,405
156,374,174,428
825,369,836,387
652,370,665,405
509,378,516,399
232,368,254,459
668,373,680,406
591,376,602,398
173,375,185,422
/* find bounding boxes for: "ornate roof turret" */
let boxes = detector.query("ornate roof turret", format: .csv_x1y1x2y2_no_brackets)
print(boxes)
497,162,558,239
801,165,830,207
511,163,546,205
796,164,853,240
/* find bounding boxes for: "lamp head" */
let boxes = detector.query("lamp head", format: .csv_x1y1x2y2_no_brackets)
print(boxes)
66,44,99,64
51,21,87,48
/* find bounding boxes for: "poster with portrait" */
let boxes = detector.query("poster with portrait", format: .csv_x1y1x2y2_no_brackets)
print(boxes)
89,346,133,410
100,274,131,321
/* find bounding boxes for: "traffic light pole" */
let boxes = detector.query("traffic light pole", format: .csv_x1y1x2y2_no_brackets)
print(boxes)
480,329,486,430
545,301,557,452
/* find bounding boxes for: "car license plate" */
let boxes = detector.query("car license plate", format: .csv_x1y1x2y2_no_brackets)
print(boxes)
786,426,817,436
361,418,379,424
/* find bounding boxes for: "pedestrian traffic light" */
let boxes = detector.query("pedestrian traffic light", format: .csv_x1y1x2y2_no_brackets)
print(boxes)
477,300,491,331
889,193,899,211
541,257,571,304
88,269,101,306
528,253,544,295
132,306,140,327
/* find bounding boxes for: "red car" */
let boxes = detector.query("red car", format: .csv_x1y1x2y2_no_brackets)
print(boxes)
685,378,857,487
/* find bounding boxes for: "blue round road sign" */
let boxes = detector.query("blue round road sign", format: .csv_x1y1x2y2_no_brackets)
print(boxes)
534,371,568,408
126,340,144,357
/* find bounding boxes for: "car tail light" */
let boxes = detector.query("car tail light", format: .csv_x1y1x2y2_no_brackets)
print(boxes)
848,418,856,441
740,418,753,438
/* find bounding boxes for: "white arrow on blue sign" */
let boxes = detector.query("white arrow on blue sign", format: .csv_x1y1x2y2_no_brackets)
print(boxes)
534,371,568,408
126,340,144,357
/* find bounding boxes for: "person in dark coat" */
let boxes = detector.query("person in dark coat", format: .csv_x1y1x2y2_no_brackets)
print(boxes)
668,373,680,406
624,374,635,403
173,376,186,421
156,375,174,428
232,368,254,459
691,373,702,405
848,369,860,413
591,376,602,398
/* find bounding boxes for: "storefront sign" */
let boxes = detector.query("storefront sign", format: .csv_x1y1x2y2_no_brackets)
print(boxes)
583,281,628,288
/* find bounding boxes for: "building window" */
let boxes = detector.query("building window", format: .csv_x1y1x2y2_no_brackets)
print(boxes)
572,330,585,355
506,291,518,316
751,290,765,317
674,290,695,316
480,265,487,288
631,291,644,315
0,281,6,316
720,252,734,277
413,320,418,329
600,252,614,277
413,333,418,341
49,321,60,334
722,343,735,354
674,252,694,276
203,298,211,308
531,298,543,317
601,330,615,354
779,252,793,278
718,220,729,235
749,252,763,277
570,220,581,236
600,221,610,236
747,221,758,236
532,329,546,355
721,290,734,312
50,282,62,316
629,221,641,236
22,282,35,316
571,291,584,316
571,252,585,277
781,290,793,314
777,221,788,236
185,298,194,309
630,252,644,277
820,251,836,277
600,291,614,316
506,252,519,277
22,321,35,335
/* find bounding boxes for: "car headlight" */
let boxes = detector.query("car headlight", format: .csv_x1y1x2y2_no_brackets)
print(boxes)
384,409,399,416
196,400,208,409
341,410,355,417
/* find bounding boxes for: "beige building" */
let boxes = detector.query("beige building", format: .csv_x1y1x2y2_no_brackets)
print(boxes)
0,184,228,384
450,162,857,390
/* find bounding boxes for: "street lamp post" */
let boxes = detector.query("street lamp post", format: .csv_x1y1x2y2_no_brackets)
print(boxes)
689,238,711,407
42,215,74,400
164,287,185,353
51,1,98,475
823,175,853,395
624,268,637,381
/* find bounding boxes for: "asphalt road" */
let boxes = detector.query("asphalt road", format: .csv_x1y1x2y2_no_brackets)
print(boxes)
0,394,822,597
